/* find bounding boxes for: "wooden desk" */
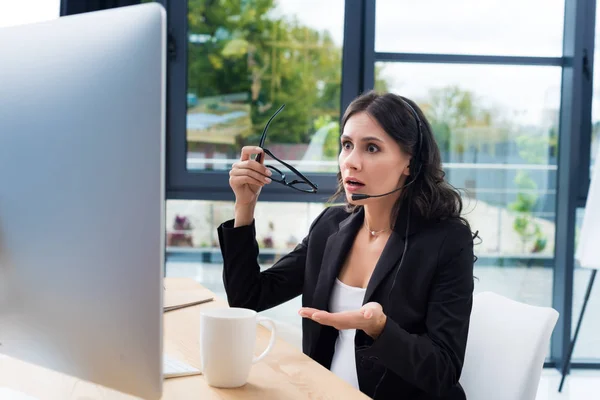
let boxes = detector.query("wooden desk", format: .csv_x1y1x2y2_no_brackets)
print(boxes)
0,278,369,400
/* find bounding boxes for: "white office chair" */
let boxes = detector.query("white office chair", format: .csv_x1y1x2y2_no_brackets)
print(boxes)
459,291,559,400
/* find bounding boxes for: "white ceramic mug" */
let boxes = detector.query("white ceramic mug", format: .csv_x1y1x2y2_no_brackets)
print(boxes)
199,307,277,388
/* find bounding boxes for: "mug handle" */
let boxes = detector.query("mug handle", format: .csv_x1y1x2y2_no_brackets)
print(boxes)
252,316,277,364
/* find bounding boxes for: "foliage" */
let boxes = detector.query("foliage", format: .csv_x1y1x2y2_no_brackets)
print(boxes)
515,135,550,164
187,0,393,149
509,135,552,253
412,84,552,254
593,121,600,142
374,64,390,94
187,0,342,146
313,115,340,159
419,86,509,157
509,171,541,253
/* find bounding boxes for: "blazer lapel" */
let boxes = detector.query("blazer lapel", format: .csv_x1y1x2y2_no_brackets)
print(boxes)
311,202,427,310
363,230,405,305
311,209,363,312
363,200,415,305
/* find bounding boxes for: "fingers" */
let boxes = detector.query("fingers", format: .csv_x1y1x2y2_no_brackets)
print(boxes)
360,302,383,320
233,160,271,177
240,146,265,163
230,165,272,186
298,307,320,318
229,175,270,189
230,147,272,189
300,304,385,333
299,308,361,330
233,147,271,176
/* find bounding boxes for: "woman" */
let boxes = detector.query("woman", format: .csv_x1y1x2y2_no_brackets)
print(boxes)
217,91,476,400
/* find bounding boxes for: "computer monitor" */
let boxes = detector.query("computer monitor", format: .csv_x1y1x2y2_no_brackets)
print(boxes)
0,3,166,399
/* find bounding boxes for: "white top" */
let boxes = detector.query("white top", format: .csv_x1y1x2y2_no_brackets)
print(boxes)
328,278,367,389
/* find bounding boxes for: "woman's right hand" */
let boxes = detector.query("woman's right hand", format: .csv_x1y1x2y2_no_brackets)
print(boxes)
229,146,272,207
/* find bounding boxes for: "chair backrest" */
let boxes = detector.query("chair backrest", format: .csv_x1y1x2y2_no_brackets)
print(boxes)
459,291,559,400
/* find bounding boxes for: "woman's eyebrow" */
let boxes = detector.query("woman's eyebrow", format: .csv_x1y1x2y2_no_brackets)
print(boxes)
341,134,384,143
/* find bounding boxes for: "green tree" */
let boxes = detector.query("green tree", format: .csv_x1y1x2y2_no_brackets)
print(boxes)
374,64,390,93
419,86,509,158
314,115,340,159
593,121,600,142
187,0,392,149
592,121,600,160
509,171,541,253
187,0,343,147
508,134,552,254
427,86,477,129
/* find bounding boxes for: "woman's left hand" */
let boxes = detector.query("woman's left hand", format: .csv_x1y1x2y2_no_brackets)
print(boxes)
299,302,387,339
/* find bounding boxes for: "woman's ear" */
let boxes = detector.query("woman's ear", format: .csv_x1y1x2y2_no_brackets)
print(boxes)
403,160,412,176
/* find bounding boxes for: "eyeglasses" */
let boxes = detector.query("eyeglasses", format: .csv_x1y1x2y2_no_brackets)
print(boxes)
255,104,318,194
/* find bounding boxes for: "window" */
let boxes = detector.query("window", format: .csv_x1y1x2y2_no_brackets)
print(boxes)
375,0,565,57
166,199,325,252
186,0,345,175
165,199,329,338
0,0,60,28
375,62,561,313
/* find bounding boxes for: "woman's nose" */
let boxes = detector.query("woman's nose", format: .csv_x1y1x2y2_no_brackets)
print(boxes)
340,148,361,171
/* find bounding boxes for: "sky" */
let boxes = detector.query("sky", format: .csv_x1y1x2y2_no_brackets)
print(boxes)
375,0,565,57
273,0,565,56
1,0,599,125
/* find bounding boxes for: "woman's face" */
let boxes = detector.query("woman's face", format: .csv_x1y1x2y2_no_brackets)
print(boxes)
338,111,411,204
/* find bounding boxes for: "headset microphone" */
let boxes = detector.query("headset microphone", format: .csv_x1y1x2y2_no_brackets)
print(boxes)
350,168,421,201
351,186,404,201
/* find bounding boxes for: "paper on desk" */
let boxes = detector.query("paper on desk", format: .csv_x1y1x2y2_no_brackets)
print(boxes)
163,289,214,312
163,353,202,379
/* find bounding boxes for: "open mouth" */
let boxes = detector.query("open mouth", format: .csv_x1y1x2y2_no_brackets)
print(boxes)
345,178,365,188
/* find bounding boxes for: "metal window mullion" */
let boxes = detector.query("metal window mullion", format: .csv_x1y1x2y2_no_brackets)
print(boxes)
375,52,563,67
552,0,595,370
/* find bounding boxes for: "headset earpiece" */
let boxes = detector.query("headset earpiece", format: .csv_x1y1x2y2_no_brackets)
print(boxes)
408,157,419,177
401,100,423,180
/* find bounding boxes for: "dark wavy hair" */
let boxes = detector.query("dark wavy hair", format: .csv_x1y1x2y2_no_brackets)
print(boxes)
330,91,471,231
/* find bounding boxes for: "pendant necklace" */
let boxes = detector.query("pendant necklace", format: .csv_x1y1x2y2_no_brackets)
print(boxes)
364,219,390,237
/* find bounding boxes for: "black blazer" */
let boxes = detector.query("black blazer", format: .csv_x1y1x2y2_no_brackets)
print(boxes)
217,204,475,400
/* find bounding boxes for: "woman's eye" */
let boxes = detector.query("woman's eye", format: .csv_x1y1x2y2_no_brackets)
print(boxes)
367,144,379,153
342,141,352,150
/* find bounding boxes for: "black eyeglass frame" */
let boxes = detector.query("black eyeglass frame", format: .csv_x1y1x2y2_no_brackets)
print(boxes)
254,104,319,194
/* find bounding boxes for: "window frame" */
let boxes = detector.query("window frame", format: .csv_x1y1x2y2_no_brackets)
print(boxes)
164,0,350,203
